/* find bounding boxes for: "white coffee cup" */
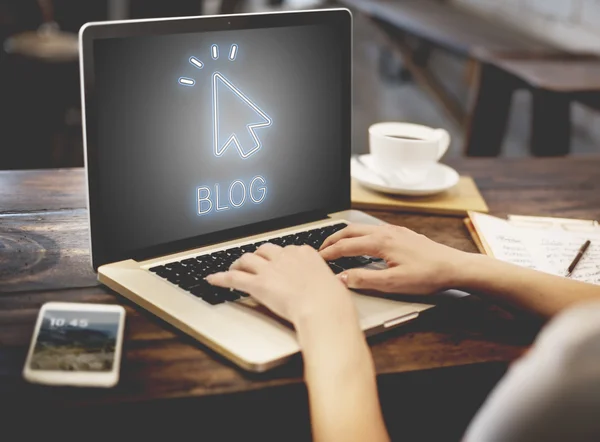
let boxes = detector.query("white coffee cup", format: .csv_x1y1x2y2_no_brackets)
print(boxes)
369,122,450,186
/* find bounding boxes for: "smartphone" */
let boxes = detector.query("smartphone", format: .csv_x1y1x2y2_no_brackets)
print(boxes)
23,302,126,388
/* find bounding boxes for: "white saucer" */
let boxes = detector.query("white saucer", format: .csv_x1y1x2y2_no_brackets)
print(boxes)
351,154,459,196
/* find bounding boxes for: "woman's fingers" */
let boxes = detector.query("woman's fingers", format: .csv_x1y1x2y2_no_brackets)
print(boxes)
339,268,402,293
320,224,380,251
229,252,269,274
319,235,381,261
207,270,257,292
255,243,283,261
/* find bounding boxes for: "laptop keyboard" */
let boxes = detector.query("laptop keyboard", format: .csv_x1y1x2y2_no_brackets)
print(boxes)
148,223,380,305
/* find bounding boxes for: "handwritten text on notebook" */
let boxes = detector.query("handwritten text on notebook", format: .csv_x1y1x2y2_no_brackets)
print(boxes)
470,212,600,285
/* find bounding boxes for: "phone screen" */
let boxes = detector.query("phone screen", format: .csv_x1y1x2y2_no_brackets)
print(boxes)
30,309,121,372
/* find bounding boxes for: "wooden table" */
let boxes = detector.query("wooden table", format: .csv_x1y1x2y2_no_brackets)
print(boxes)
338,0,600,157
2,158,600,440
337,0,559,127
466,54,600,157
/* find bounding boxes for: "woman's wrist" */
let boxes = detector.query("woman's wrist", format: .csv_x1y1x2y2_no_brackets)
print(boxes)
448,252,506,292
294,292,365,365
292,287,358,334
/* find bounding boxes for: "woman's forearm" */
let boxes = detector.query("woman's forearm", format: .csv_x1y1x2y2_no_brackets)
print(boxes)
296,305,390,442
456,254,600,318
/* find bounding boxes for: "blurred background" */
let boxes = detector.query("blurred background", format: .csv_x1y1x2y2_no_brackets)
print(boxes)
2,0,600,170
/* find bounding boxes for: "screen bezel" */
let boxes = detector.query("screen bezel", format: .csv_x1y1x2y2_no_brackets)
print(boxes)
80,9,353,270
22,302,126,387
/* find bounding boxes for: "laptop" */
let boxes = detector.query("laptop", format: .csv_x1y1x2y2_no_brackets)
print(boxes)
79,9,434,372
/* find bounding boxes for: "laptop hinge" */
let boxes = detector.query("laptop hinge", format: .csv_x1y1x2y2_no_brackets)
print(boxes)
130,210,331,263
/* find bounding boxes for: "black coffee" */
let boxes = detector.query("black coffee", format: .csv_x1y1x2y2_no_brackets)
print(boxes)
385,135,424,141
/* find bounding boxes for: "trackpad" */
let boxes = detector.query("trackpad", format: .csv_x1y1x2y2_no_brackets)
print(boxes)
351,292,433,330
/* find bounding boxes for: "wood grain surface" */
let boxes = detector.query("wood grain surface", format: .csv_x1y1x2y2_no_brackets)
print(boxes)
494,58,600,92
339,0,556,57
1,158,600,413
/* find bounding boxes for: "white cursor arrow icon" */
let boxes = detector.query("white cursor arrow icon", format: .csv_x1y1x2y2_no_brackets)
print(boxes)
212,72,272,159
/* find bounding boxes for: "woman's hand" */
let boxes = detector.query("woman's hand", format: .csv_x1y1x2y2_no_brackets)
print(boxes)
320,223,474,295
208,243,389,442
206,243,357,328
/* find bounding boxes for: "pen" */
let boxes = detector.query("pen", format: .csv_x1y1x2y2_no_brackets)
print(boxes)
566,240,591,277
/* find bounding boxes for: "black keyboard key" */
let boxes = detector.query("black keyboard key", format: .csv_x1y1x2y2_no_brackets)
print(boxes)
190,271,205,279
189,282,226,305
194,266,212,276
225,247,242,258
293,236,306,245
178,266,194,274
203,267,217,277
165,273,183,284
187,265,204,274
203,266,219,276
354,256,373,266
178,275,202,290
231,289,249,298
197,266,214,277
322,227,335,236
220,289,241,302
184,258,200,267
319,224,348,244
195,255,211,264
306,238,322,249
203,286,232,304
212,264,228,273
295,232,310,243
209,255,226,264
215,285,233,295
202,257,217,266
163,264,175,271
189,281,211,295
331,223,348,232
201,293,226,305
280,234,295,246
216,260,230,270
370,256,385,262
334,257,371,270
241,244,257,253
332,258,352,270
328,262,344,274
150,266,172,278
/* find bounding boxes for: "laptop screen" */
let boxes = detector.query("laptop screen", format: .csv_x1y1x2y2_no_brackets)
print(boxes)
83,11,351,267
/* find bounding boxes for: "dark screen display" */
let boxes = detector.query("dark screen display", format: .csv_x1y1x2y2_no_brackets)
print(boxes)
92,23,344,259
30,310,120,372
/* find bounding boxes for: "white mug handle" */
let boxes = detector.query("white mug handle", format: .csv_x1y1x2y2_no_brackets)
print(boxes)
434,129,450,160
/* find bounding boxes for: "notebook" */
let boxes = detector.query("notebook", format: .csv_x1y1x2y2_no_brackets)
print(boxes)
351,176,489,216
466,211,600,285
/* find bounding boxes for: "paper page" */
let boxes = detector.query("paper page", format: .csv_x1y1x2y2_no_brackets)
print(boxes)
470,212,600,284
470,213,541,271
537,231,600,284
